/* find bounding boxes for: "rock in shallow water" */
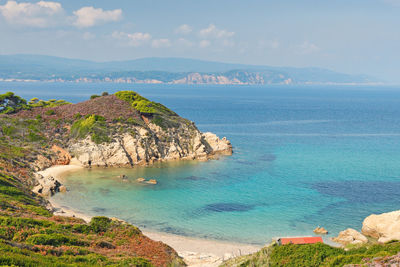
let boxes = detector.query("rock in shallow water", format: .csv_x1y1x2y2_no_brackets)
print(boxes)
313,226,328,235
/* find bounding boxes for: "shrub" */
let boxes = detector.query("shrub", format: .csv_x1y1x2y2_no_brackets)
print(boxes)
74,112,82,119
72,224,91,234
115,91,176,116
27,130,43,142
29,98,70,108
70,115,110,144
45,109,55,116
90,95,100,99
2,126,16,136
90,217,111,233
26,233,88,247
101,92,109,96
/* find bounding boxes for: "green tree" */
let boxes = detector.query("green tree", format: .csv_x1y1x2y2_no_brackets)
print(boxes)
0,92,29,114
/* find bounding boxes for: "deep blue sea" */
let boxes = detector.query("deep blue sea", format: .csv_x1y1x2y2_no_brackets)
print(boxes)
3,82,400,245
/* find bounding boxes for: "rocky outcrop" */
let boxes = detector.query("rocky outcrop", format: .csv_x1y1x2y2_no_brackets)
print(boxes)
51,145,71,165
68,123,232,167
362,210,400,243
32,173,62,197
313,227,328,235
33,145,72,171
332,228,368,246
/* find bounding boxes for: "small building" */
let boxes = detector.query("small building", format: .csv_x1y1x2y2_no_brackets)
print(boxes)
277,236,323,246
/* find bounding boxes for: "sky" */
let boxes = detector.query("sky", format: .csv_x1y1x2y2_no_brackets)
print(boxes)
0,0,399,82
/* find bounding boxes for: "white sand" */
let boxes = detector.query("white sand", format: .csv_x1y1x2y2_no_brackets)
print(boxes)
39,163,262,266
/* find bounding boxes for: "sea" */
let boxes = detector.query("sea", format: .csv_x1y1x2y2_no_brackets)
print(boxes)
3,82,400,245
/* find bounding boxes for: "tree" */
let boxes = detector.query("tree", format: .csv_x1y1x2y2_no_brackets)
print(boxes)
0,92,29,114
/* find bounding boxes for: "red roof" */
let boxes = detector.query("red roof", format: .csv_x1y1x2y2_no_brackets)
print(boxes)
279,237,323,245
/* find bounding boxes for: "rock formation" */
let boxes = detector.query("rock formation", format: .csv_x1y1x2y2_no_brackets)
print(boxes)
332,228,368,246
32,173,62,197
313,227,328,235
362,210,400,243
68,129,231,167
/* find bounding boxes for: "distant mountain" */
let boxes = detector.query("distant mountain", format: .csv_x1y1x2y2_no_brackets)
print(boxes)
0,54,376,84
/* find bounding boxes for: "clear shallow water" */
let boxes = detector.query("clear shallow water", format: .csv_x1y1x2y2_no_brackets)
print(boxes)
3,82,400,245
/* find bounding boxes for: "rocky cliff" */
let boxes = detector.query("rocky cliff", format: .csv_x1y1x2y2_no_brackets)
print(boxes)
11,90,231,171
68,121,231,167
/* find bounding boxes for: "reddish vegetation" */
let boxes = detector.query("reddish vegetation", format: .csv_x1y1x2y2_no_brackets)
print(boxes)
15,95,143,122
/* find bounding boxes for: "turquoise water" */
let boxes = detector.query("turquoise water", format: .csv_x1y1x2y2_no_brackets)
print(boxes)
3,82,400,245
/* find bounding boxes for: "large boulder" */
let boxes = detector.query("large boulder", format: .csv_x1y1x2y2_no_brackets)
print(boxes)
362,210,400,243
332,228,368,246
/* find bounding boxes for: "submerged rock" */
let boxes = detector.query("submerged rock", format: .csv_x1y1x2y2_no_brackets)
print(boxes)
332,228,368,246
59,186,67,193
362,210,400,243
313,226,328,235
146,179,158,185
136,177,146,182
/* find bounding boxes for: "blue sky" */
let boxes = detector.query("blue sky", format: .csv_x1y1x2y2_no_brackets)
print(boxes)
0,0,399,81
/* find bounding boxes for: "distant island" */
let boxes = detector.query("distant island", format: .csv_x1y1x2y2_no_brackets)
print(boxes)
0,55,377,85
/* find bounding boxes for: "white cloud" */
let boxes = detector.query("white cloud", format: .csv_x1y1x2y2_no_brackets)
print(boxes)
175,24,192,34
0,0,63,27
73,6,122,28
176,38,193,47
199,24,235,39
151,38,171,48
112,31,152,47
199,40,211,48
297,41,320,55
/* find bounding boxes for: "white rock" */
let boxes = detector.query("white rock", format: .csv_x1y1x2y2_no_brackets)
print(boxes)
362,210,400,243
332,228,368,246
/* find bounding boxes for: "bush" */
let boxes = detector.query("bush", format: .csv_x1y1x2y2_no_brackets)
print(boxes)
115,91,176,116
29,98,70,108
90,217,111,233
101,92,109,96
72,224,91,234
26,233,88,247
70,114,110,144
90,95,100,100
2,126,16,136
45,109,55,116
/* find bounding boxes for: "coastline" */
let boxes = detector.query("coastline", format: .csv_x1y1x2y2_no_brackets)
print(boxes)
40,164,261,266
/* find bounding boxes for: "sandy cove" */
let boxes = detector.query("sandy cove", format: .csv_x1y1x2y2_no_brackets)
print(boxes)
39,164,261,267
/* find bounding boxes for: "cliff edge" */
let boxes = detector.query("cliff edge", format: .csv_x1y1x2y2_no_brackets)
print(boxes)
13,91,232,168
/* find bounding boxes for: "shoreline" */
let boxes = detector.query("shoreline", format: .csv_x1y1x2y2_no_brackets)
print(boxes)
40,164,262,266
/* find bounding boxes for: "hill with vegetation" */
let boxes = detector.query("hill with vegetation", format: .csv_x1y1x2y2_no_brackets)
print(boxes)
0,90,233,266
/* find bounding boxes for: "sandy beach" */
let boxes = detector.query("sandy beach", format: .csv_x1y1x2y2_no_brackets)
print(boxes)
40,163,262,266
